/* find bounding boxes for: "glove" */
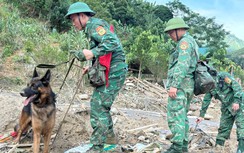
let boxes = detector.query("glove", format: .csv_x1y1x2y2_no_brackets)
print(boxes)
70,50,86,61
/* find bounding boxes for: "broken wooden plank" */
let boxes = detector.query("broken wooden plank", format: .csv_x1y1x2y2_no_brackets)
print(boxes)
126,123,158,132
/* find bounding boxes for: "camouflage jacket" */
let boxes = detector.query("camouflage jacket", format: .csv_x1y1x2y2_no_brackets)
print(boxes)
84,17,127,73
200,72,243,117
166,32,199,90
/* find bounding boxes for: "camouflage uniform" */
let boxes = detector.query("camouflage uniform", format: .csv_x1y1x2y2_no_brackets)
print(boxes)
166,32,199,151
200,72,244,152
65,2,127,152
84,17,127,151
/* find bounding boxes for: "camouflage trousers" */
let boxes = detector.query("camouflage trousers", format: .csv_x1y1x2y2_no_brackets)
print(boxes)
90,69,126,150
167,85,194,147
217,105,244,141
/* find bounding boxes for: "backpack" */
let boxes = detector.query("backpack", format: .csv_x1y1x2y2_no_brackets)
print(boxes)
194,61,217,95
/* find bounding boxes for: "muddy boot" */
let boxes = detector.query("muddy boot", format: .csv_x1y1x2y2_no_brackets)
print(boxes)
163,143,183,153
182,140,188,153
237,139,244,153
106,132,118,144
213,139,225,152
213,144,224,153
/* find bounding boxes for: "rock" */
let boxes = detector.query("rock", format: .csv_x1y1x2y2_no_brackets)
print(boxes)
126,82,135,87
187,111,194,116
111,107,119,115
209,102,215,108
166,133,173,140
78,94,89,100
189,104,199,111
204,114,213,120
138,135,146,141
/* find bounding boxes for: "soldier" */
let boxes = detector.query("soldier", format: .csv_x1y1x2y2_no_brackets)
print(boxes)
197,71,244,153
164,17,199,153
65,2,127,153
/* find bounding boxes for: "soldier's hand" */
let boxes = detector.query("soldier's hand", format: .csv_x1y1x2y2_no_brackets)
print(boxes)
232,103,239,111
69,50,86,61
168,87,177,99
83,49,94,60
196,117,204,123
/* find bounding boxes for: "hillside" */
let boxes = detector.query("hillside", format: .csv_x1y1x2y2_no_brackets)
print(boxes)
227,47,244,69
225,34,244,52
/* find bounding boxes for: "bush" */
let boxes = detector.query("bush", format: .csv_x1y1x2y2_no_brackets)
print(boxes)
5,0,71,32
0,76,24,86
2,45,14,58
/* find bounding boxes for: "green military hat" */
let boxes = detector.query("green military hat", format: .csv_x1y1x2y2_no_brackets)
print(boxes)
65,2,95,19
164,17,189,33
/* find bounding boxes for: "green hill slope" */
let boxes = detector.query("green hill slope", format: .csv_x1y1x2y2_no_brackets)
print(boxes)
225,34,244,52
227,47,244,68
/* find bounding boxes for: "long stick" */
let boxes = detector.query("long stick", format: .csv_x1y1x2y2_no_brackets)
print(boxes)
7,143,19,153
51,73,84,148
126,124,158,132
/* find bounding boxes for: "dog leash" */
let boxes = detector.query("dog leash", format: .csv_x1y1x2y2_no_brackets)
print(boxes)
35,59,72,69
35,58,76,92
58,58,75,91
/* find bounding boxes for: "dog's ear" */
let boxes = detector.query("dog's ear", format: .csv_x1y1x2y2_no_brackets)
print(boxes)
33,68,39,78
41,69,51,86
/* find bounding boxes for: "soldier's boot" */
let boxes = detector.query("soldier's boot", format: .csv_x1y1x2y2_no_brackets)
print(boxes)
163,143,183,153
237,139,244,153
216,139,225,146
106,132,118,144
213,139,225,152
182,140,188,153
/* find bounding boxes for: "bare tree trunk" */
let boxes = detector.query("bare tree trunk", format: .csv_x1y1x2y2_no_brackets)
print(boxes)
138,61,142,79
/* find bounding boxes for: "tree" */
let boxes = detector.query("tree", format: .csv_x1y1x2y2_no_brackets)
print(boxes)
147,35,172,82
127,30,153,79
49,0,71,32
153,5,173,22
166,0,229,49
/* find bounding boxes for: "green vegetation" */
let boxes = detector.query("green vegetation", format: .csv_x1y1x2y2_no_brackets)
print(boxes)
225,34,244,52
1,0,244,85
227,48,244,69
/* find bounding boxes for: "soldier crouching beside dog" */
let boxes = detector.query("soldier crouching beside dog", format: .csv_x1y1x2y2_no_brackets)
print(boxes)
197,71,244,153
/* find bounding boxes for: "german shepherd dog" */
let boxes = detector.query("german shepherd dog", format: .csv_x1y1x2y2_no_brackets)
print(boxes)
15,68,56,153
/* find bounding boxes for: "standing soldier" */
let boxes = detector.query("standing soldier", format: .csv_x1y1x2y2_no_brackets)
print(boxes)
65,2,127,153
197,71,244,153
164,17,199,153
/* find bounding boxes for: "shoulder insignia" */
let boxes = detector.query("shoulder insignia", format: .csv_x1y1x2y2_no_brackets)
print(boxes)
224,77,232,84
180,41,189,50
96,26,106,36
